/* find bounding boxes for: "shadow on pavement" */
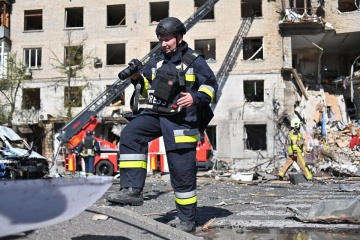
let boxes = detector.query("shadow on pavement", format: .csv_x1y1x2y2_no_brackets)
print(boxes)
153,206,233,226
73,236,131,240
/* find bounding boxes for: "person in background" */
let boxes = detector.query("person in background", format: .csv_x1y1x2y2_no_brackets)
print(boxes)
278,117,313,181
75,130,100,176
349,131,360,151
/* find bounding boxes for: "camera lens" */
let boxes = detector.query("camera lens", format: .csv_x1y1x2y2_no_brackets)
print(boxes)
118,68,132,80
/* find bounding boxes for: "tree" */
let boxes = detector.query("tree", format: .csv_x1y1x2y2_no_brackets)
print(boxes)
49,31,93,119
0,53,31,126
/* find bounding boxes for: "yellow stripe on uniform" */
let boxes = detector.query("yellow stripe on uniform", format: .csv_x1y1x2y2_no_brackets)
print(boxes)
185,74,196,82
175,195,197,205
174,135,198,143
199,85,215,102
174,191,197,205
119,161,147,169
119,154,147,169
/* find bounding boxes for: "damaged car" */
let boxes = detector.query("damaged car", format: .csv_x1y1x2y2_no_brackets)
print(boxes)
0,126,49,179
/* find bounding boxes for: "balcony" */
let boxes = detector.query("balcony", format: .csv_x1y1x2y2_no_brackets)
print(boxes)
0,26,10,39
279,7,325,36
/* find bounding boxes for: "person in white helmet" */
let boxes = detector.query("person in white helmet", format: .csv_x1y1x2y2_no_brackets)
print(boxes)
278,118,313,181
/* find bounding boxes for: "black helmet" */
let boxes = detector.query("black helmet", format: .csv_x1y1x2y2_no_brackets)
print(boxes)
86,130,93,136
156,17,186,37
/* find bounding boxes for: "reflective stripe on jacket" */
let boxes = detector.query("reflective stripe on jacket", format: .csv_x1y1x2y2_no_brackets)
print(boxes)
287,129,304,155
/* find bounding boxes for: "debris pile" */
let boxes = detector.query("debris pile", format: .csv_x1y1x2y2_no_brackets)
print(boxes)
308,120,360,177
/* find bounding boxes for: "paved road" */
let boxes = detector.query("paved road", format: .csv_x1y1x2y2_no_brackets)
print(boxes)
3,173,360,239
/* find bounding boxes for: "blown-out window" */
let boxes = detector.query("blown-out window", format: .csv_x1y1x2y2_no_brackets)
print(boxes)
107,4,126,26
245,124,267,150
65,7,83,28
244,80,264,102
22,88,40,110
195,0,215,20
106,44,125,65
243,37,263,60
241,0,262,18
150,2,169,24
195,39,216,62
24,9,42,30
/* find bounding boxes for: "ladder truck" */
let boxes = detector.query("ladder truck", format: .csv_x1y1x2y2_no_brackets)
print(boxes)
54,0,220,176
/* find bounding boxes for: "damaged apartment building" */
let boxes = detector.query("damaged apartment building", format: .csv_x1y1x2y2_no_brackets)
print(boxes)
0,0,359,171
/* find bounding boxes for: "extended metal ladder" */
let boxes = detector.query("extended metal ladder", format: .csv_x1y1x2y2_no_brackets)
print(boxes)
214,16,254,105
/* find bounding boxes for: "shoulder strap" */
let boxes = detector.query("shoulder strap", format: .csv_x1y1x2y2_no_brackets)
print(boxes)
182,49,203,69
178,49,203,87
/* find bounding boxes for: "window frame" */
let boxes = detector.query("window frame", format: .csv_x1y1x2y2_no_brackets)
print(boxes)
194,39,216,62
22,88,41,110
23,48,42,69
107,4,126,26
243,37,264,61
244,124,267,151
243,80,264,102
24,9,43,31
106,43,126,65
65,7,84,29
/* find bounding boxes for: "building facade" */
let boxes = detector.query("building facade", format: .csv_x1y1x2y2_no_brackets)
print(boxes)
2,0,360,169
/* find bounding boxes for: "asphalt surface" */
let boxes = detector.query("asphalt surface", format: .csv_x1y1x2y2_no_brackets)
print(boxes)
2,172,360,240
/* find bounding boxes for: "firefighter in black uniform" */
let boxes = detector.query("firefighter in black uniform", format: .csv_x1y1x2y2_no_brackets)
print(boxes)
75,130,100,176
106,17,217,232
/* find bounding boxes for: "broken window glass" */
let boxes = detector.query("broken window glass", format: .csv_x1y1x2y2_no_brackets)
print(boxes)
243,38,263,60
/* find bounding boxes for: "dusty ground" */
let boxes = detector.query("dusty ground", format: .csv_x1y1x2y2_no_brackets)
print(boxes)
99,171,360,237
4,171,360,240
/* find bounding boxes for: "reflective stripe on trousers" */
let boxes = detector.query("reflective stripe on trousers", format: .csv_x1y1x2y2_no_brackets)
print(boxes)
119,153,147,169
173,129,198,143
174,190,197,205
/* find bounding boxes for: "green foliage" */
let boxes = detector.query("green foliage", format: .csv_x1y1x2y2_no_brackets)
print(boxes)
49,31,92,120
0,53,31,126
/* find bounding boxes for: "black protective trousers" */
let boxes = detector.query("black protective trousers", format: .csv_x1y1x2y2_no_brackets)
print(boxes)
119,112,198,222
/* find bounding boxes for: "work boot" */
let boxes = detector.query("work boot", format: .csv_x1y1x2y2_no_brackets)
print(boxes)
178,221,196,232
106,187,144,206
